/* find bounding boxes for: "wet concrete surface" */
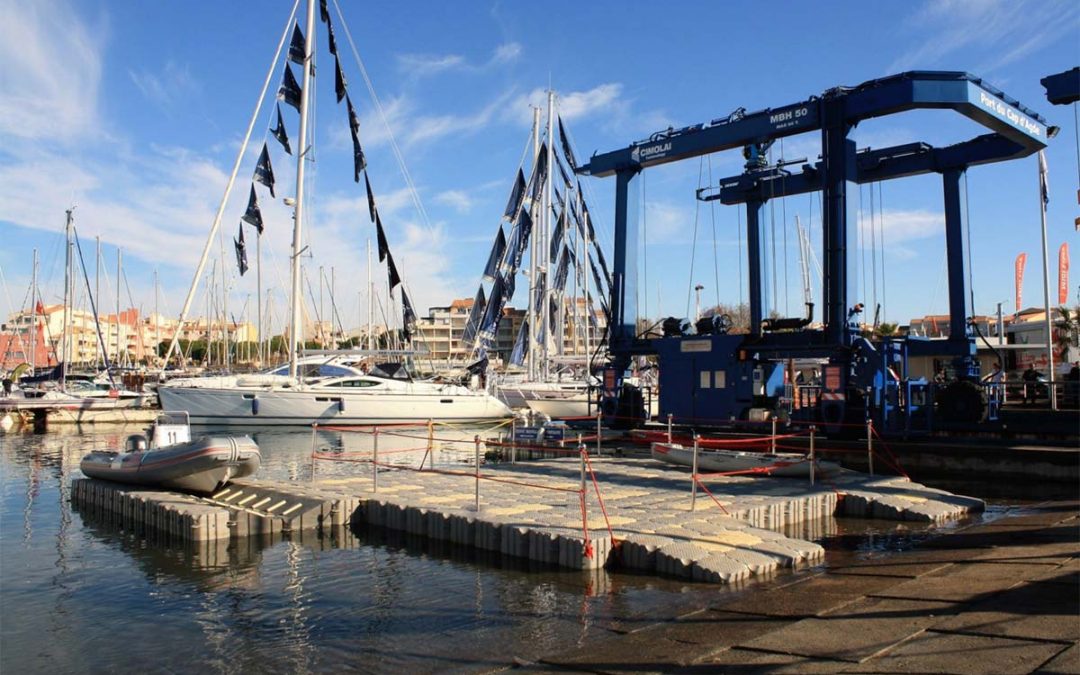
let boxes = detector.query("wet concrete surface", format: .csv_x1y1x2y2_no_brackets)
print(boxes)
505,499,1079,674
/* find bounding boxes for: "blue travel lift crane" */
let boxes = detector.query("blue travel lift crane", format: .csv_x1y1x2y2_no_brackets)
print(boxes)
577,71,1051,436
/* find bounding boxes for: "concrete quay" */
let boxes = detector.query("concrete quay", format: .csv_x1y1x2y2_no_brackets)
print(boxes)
515,499,1080,674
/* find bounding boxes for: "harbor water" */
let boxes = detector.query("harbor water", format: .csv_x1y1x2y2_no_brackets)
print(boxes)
0,425,1022,674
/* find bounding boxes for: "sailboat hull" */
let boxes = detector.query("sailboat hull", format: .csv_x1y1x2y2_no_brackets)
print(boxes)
158,384,512,426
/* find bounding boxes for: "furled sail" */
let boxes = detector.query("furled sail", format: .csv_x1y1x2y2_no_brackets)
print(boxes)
483,226,507,280
241,185,264,234
271,103,291,155
254,143,276,198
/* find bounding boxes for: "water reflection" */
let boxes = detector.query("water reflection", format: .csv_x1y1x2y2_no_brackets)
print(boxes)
0,424,1024,674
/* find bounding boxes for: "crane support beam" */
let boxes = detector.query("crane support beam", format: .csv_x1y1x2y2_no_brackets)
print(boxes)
579,72,1047,179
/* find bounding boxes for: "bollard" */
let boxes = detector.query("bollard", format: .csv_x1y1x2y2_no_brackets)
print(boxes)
310,423,318,483
596,412,602,457
427,418,434,471
373,426,380,493
691,434,700,512
474,435,481,512
809,425,816,486
770,417,777,454
867,419,874,476
667,414,673,443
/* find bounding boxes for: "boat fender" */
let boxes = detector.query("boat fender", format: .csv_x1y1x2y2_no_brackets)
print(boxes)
338,398,345,413
251,396,259,416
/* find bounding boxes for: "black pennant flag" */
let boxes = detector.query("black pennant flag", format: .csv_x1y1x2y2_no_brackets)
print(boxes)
241,185,264,234
364,171,377,223
528,143,548,200
334,56,347,103
319,0,329,23
271,103,291,155
346,95,366,181
376,213,389,262
288,23,306,64
386,250,401,290
462,285,486,344
401,289,417,339
234,224,249,276
254,143,276,198
503,168,526,220
549,209,564,261
326,18,337,56
558,116,577,171
278,63,302,112
483,226,507,280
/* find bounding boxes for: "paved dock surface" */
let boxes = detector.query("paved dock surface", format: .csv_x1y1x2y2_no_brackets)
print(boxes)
508,499,1079,674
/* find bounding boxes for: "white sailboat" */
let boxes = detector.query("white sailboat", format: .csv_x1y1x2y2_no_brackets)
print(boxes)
158,0,511,426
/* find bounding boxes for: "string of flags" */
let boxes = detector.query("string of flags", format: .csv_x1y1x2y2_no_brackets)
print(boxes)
228,7,414,342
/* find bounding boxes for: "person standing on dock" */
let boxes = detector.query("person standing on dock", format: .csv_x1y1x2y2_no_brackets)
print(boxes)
982,362,1005,402
1022,364,1041,405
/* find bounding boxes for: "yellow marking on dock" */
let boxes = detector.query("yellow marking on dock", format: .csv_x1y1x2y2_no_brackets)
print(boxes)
894,494,929,503
265,500,288,513
281,503,304,516
485,504,554,517
213,488,234,499
252,497,272,509
712,530,762,546
237,494,258,506
220,491,245,503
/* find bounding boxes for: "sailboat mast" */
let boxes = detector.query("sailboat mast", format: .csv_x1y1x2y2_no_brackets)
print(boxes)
29,249,37,372
542,90,555,380
256,232,263,365
583,204,591,358
116,248,122,368
527,106,540,381
94,236,100,368
154,268,160,365
61,209,73,390
288,0,316,380
367,238,373,349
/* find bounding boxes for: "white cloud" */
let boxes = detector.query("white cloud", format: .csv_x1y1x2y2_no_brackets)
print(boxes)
129,60,200,110
396,41,521,78
0,0,105,142
510,84,625,126
396,53,466,77
435,190,474,213
888,0,1080,73
491,42,522,65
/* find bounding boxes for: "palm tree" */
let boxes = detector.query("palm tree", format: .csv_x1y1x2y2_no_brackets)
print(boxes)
1054,306,1079,360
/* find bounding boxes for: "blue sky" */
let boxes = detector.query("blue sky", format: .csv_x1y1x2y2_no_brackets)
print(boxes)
1,0,1077,336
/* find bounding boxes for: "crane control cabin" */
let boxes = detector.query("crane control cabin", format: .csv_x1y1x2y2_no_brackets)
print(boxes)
578,71,1050,435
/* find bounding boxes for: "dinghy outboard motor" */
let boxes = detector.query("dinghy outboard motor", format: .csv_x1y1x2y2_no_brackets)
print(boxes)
126,434,148,453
